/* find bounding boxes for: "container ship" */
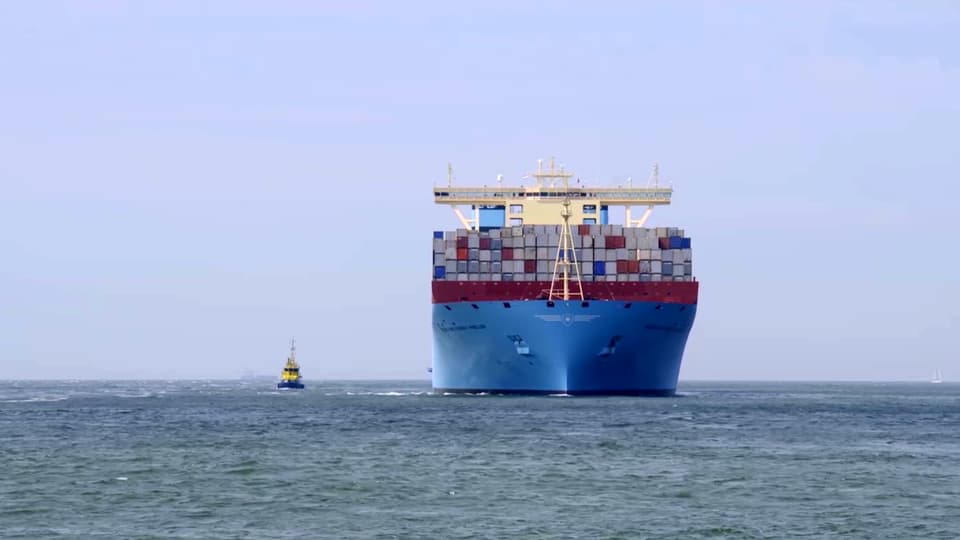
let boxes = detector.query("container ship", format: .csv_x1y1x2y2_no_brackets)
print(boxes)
430,159,698,396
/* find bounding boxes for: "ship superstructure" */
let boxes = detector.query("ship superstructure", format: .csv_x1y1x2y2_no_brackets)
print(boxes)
430,159,698,395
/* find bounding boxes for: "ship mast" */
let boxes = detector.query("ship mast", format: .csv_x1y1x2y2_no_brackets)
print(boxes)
546,162,584,302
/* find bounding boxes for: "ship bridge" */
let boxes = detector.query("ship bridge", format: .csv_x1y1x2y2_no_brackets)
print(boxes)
434,158,672,230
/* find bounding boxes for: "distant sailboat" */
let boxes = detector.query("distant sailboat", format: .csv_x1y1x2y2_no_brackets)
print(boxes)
931,369,943,384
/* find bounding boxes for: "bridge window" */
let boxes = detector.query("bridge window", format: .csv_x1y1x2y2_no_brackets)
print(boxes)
583,204,597,214
509,204,523,215
583,218,596,225
509,218,523,226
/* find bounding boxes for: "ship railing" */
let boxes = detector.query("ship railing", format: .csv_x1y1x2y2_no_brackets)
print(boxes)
433,186,672,205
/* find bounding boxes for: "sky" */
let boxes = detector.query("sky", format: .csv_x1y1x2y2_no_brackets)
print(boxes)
1,1,958,381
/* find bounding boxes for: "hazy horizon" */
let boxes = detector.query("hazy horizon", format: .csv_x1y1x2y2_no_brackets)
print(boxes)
2,2,958,381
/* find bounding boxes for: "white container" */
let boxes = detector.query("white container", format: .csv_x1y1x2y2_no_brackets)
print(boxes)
615,248,627,260
650,249,661,260
651,261,662,273
594,235,606,249
651,274,662,282
582,250,594,262
434,254,445,265
605,250,617,262
491,273,502,281
583,236,593,249
537,260,548,273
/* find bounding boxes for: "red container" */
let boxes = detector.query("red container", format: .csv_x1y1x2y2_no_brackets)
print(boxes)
457,248,468,260
480,238,491,249
658,237,670,249
606,236,625,249
578,224,591,236
627,260,639,273
616,260,629,273
524,260,536,273
502,248,513,260
457,237,468,248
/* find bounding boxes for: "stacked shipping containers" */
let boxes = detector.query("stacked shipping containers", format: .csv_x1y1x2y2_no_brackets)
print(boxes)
431,225,693,283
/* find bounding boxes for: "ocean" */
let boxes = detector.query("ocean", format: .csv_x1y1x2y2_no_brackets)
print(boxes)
1,381,957,539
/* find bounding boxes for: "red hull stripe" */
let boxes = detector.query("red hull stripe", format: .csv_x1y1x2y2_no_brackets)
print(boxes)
432,281,698,304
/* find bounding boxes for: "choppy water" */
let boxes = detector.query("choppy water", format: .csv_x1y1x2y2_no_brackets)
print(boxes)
1,381,958,539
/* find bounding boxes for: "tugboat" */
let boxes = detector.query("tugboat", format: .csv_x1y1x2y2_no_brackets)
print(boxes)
277,339,305,389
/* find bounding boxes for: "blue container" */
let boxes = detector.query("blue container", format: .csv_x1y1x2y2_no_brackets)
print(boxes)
433,231,444,239
594,261,606,276
457,261,467,273
434,266,446,279
681,237,691,249
492,238,502,250
662,261,673,275
669,236,682,249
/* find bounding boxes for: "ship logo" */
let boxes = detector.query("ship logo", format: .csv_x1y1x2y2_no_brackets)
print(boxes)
534,314,600,325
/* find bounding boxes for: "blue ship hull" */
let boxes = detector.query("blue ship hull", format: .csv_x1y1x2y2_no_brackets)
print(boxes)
432,300,696,395
277,381,305,389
